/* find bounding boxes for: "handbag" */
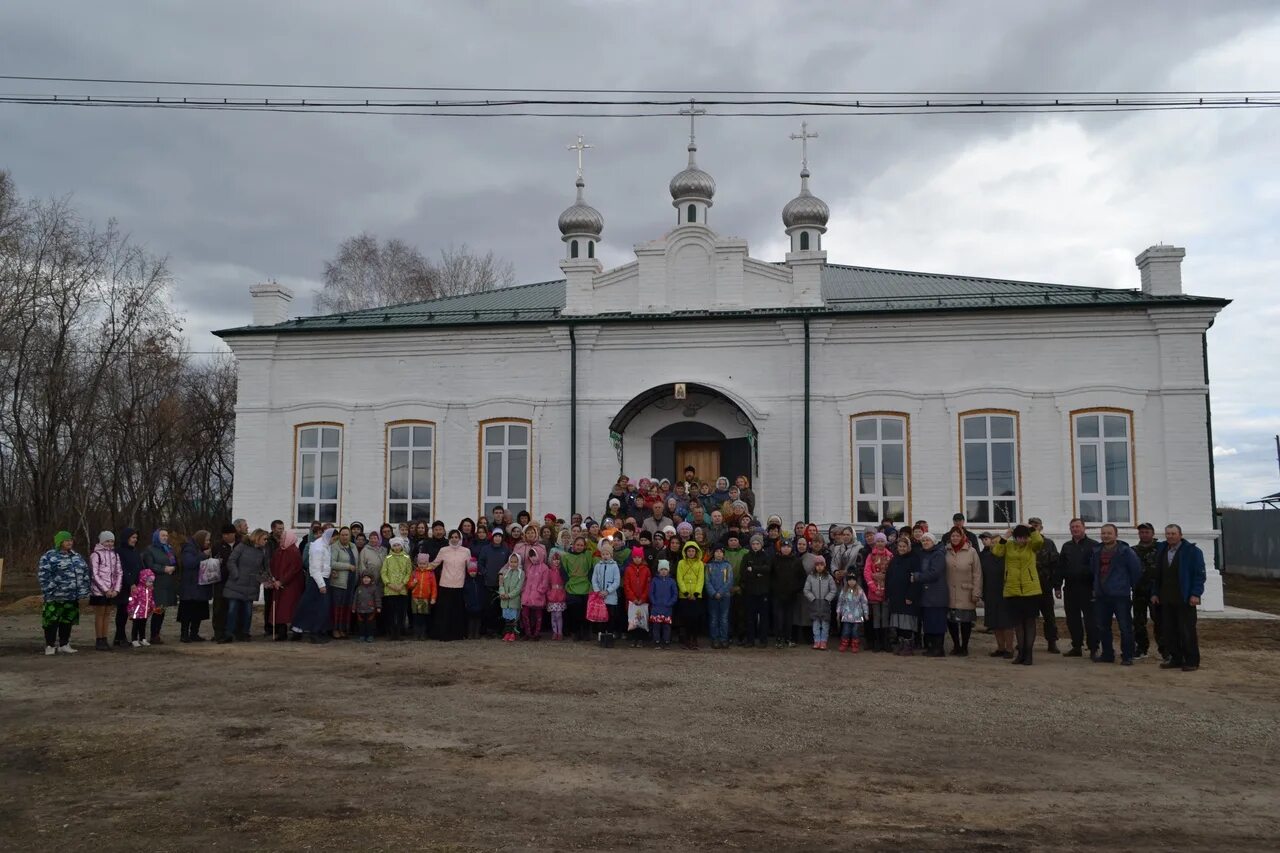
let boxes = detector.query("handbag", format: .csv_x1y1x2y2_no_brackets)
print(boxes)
586,590,609,623
197,557,223,585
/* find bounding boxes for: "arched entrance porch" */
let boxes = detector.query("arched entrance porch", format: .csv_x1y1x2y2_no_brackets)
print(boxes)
608,384,756,485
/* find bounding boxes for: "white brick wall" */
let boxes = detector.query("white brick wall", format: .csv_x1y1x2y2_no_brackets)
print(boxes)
225,304,1225,609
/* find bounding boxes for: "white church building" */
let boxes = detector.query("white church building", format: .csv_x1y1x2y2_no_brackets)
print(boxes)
216,124,1231,609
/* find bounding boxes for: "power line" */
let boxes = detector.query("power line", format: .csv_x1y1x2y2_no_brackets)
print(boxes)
1,74,1277,97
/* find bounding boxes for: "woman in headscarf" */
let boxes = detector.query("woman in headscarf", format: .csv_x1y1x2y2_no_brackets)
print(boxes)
38,531,90,654
141,528,177,644
427,529,471,641
113,528,142,647
292,527,335,643
177,530,213,642
270,527,304,640
886,533,921,655
221,529,272,643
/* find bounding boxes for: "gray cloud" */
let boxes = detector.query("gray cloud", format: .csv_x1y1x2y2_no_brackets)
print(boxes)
1,0,1276,499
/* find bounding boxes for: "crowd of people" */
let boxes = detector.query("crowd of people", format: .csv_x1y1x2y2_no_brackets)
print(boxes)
35,470,1208,671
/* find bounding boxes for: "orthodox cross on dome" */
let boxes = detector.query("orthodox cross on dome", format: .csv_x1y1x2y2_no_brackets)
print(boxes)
566,133,593,179
679,99,706,147
790,121,818,171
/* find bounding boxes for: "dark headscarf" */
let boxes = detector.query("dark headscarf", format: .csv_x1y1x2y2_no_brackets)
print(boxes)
116,527,142,586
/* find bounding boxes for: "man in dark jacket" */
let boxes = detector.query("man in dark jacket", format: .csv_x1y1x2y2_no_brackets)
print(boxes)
769,539,806,648
1131,522,1164,661
1090,524,1143,665
1055,518,1099,658
210,524,238,642
740,534,773,648
1151,524,1207,672
476,529,512,637
1028,518,1061,653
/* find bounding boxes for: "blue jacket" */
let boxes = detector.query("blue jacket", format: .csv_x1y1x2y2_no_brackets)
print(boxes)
1090,541,1143,598
463,571,487,614
1154,540,1207,604
38,548,90,602
704,559,733,598
913,545,949,609
591,559,622,605
649,575,679,617
476,541,513,587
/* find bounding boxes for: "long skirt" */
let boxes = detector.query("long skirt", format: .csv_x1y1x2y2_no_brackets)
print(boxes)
177,600,210,622
921,606,947,635
292,577,331,634
431,587,466,641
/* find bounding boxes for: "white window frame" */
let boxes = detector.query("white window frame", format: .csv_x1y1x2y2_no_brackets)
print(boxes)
960,411,1021,526
295,424,342,525
1072,409,1134,525
480,419,531,519
386,422,435,525
851,414,909,524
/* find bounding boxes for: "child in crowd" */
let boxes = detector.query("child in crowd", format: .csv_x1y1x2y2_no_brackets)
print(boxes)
675,542,705,650
521,548,550,641
623,546,651,648
351,569,382,643
404,550,436,641
648,559,678,650
863,532,892,652
463,557,485,640
498,553,524,642
590,542,621,637
803,555,837,650
546,551,568,640
704,545,733,649
127,568,156,647
837,574,869,653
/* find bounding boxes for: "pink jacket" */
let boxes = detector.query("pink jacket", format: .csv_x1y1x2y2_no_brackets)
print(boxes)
863,547,893,604
127,569,156,619
546,556,567,605
90,544,123,596
521,558,551,607
513,541,547,573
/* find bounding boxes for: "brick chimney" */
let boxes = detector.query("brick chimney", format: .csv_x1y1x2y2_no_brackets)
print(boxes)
1135,245,1185,296
250,281,294,325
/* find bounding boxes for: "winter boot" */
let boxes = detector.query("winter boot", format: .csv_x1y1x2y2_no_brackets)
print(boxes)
839,638,850,652
852,639,862,653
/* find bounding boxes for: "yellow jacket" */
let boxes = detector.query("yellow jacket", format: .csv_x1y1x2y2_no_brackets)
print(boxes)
676,542,705,599
992,531,1044,598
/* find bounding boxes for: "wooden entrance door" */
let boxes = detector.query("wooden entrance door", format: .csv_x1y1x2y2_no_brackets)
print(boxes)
675,441,722,484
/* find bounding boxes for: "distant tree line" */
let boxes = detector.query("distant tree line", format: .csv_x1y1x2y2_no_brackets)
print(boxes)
0,170,236,583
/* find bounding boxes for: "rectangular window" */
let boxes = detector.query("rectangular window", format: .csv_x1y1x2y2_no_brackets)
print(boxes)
1073,410,1133,524
960,412,1019,525
851,415,908,524
481,420,531,519
387,423,434,524
296,424,341,525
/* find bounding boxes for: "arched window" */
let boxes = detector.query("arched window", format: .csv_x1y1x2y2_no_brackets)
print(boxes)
687,204,696,223
800,231,810,251
570,239,579,258
587,240,594,259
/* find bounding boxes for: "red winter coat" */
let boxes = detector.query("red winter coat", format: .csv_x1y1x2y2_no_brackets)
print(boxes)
270,544,304,625
623,563,652,604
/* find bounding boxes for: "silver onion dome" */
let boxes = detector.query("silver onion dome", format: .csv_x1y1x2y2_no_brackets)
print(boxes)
782,168,829,229
558,177,604,236
669,143,716,201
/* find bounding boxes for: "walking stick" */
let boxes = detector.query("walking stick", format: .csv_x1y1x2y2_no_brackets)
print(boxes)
272,591,278,638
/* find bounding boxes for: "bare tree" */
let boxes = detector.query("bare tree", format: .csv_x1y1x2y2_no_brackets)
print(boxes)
0,173,236,586
314,234,514,313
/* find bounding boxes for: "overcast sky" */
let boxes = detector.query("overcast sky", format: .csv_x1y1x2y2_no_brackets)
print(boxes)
2,1,1277,503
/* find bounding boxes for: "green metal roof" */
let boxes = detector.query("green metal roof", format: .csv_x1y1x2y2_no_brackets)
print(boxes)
214,263,1228,338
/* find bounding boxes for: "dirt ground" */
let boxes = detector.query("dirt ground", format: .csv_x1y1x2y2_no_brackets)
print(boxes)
1,612,1278,852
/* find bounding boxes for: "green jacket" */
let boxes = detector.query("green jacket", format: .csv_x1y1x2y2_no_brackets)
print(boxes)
560,549,594,596
380,552,413,594
723,546,747,591
992,531,1044,598
499,566,525,608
